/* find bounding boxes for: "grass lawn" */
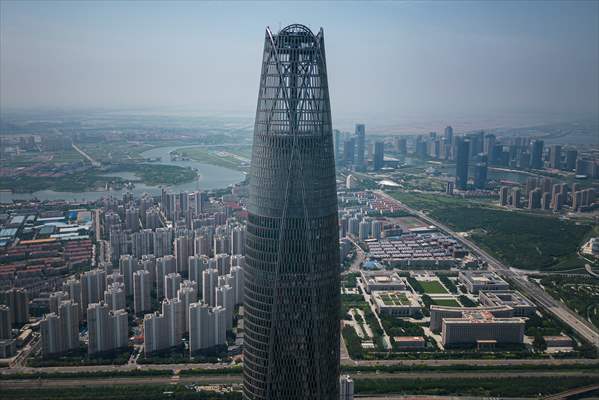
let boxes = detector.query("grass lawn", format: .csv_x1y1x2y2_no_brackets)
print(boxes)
389,191,594,271
417,280,449,294
176,146,247,171
431,298,461,307
380,292,409,306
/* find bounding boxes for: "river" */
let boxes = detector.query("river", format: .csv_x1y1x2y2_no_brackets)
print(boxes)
0,145,246,203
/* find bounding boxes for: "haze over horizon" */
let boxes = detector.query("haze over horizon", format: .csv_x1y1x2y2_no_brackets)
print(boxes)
1,1,598,130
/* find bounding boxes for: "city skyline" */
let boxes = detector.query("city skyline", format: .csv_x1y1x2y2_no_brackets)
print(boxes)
1,1,598,124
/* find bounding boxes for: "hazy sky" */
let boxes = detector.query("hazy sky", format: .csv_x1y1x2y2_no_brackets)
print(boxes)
1,1,598,124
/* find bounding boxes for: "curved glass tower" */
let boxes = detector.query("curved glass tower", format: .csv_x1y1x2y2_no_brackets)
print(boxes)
243,24,340,400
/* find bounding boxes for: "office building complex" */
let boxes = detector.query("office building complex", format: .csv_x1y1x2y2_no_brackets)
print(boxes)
244,24,340,399
442,311,525,347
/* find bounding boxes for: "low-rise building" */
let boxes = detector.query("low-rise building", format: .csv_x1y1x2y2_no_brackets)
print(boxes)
360,270,407,293
393,336,425,350
442,310,525,347
372,290,421,317
543,335,573,348
458,271,509,294
430,304,514,332
479,291,535,316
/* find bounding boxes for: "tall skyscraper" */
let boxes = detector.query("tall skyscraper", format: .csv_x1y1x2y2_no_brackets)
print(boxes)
530,140,544,169
355,124,365,167
373,141,385,171
455,137,470,190
244,24,340,399
549,144,562,169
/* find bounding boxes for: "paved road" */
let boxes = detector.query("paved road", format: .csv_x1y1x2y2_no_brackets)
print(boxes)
3,370,598,390
72,143,101,167
4,357,597,376
375,190,599,348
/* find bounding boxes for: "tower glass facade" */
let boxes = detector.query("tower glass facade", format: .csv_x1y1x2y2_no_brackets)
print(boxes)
243,24,340,400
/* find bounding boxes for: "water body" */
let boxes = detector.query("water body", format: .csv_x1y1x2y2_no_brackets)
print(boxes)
0,145,245,203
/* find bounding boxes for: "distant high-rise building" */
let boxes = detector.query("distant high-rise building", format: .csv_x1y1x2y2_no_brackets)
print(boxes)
371,220,383,240
530,140,544,169
230,226,246,255
549,145,562,169
396,137,407,155
455,138,470,190
340,375,355,400
174,234,193,274
565,149,578,171
40,313,63,358
188,302,227,353
81,270,106,314
373,141,385,170
177,280,197,333
49,291,68,314
145,207,162,230
133,270,151,315
153,227,173,258
245,24,340,400
202,268,218,307
125,207,140,232
446,181,454,195
189,255,208,295
140,255,156,284
65,279,81,315
156,255,176,299
119,255,138,296
58,300,79,352
87,302,128,355
194,234,213,257
355,124,365,167
162,298,184,348
474,155,488,189
0,305,11,339
334,129,341,161
104,282,126,311
215,284,234,330
541,192,552,210
511,187,522,208
164,273,182,300
1,288,29,326
143,311,167,355
343,138,355,165
528,189,542,209
499,186,509,206
131,229,153,259
444,126,453,144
